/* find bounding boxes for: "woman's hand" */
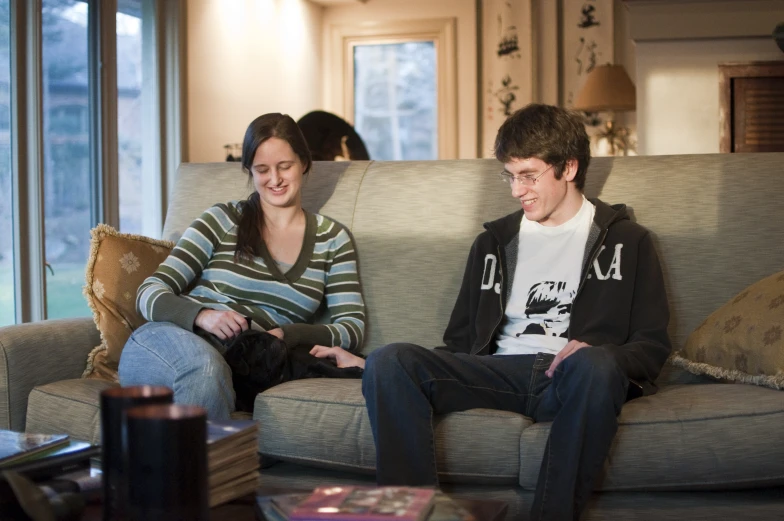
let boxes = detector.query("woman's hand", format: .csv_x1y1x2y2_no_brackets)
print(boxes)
310,345,365,369
194,309,248,340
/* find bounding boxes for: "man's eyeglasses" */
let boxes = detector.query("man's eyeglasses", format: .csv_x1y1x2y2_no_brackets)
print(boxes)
498,163,557,186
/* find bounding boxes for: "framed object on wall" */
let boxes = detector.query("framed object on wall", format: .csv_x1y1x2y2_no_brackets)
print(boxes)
560,0,614,108
481,0,533,157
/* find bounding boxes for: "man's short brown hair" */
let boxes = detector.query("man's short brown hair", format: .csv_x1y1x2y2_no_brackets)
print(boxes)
494,104,591,190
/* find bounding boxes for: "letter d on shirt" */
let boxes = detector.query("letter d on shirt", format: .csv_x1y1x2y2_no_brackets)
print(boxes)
481,254,500,294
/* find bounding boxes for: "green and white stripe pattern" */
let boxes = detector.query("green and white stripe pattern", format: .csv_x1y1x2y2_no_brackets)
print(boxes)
137,202,365,351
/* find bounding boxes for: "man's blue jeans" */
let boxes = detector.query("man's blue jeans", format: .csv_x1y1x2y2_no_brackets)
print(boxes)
118,322,235,420
362,343,629,521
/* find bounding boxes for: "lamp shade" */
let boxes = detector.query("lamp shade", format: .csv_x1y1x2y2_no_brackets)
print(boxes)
572,64,636,113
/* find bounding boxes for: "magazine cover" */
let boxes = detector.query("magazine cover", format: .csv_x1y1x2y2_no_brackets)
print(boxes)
0,430,70,466
289,486,436,521
206,419,257,446
0,440,99,481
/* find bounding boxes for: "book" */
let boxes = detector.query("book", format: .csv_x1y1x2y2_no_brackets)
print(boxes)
0,440,99,481
289,486,436,521
205,419,260,507
0,430,70,466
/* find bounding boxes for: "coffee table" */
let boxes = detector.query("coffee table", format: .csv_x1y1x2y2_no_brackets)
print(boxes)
82,487,509,521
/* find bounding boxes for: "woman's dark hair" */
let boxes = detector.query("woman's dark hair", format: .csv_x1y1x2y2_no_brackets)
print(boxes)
494,104,591,190
235,113,312,262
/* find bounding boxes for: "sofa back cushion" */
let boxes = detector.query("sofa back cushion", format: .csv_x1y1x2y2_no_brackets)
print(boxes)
166,153,784,353
591,153,784,350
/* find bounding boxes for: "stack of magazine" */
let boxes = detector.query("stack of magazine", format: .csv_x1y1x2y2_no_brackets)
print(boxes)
0,430,102,512
0,430,99,481
207,419,260,507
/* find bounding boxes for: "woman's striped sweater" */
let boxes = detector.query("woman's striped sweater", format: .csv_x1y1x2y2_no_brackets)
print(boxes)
136,202,365,351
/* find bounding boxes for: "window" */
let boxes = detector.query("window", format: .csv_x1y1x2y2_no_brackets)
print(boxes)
117,0,142,233
0,0,11,326
0,105,9,131
329,18,457,160
48,104,88,133
353,42,437,160
4,0,182,325
42,0,92,319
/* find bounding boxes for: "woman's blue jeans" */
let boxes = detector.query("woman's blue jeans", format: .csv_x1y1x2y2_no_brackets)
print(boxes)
362,343,629,521
118,322,235,420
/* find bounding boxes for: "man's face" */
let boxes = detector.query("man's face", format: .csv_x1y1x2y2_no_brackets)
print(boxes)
503,157,580,227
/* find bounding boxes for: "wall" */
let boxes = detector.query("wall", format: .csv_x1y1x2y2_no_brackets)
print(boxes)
320,0,478,158
182,0,784,161
626,0,784,155
530,0,637,154
637,38,781,155
186,0,323,162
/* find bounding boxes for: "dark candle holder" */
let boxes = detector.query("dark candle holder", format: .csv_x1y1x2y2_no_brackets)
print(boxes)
100,385,173,521
125,404,209,521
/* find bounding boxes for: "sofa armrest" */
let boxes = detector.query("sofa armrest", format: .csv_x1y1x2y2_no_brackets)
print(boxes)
0,318,100,431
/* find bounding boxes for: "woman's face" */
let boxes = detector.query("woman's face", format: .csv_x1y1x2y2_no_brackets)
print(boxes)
250,137,306,210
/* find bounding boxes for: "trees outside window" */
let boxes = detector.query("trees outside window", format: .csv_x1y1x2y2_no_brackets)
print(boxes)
0,0,13,326
353,42,437,161
1,0,179,325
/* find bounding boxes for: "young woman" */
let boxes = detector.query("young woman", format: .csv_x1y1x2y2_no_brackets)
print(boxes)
119,113,366,419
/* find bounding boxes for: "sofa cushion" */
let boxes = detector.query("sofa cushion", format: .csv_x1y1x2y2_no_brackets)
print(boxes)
26,379,117,444
671,269,784,390
254,378,531,484
82,224,174,381
519,383,784,491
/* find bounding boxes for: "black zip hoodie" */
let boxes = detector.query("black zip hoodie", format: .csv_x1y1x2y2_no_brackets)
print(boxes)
439,198,672,396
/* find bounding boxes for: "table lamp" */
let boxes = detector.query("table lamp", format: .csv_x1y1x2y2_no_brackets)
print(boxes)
572,64,636,155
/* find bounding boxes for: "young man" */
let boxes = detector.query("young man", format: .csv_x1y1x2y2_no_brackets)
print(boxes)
311,104,671,521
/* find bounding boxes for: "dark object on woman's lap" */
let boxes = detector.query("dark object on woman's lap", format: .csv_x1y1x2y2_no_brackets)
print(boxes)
224,330,363,412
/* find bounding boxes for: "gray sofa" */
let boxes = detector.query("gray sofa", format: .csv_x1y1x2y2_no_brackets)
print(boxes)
2,154,784,519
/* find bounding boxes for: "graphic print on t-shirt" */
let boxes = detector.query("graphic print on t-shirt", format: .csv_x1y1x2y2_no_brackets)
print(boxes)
494,197,595,356
516,281,576,338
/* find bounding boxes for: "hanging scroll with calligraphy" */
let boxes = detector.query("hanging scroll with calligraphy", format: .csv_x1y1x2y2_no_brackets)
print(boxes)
561,0,614,108
481,0,534,157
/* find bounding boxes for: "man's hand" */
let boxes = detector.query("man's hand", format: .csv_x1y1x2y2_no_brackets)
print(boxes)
266,328,284,339
546,339,591,378
310,345,366,369
194,309,248,340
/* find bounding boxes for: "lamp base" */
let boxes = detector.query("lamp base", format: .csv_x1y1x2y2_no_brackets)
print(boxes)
596,120,633,156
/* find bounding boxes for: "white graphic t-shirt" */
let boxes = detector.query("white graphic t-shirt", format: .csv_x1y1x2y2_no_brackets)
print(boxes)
494,197,595,356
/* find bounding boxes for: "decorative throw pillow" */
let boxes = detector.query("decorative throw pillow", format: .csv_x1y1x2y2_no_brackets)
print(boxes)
671,269,784,390
82,224,174,382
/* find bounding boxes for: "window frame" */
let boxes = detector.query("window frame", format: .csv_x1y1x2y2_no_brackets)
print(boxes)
328,18,457,160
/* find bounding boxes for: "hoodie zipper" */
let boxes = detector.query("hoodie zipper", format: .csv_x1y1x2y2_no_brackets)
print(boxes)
567,227,608,340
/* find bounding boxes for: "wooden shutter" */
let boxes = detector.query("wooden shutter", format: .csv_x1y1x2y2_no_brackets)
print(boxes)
733,77,784,153
719,61,784,153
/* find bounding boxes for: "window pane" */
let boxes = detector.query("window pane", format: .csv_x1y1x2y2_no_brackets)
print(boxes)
117,1,142,233
0,0,13,326
353,42,437,161
42,0,92,319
